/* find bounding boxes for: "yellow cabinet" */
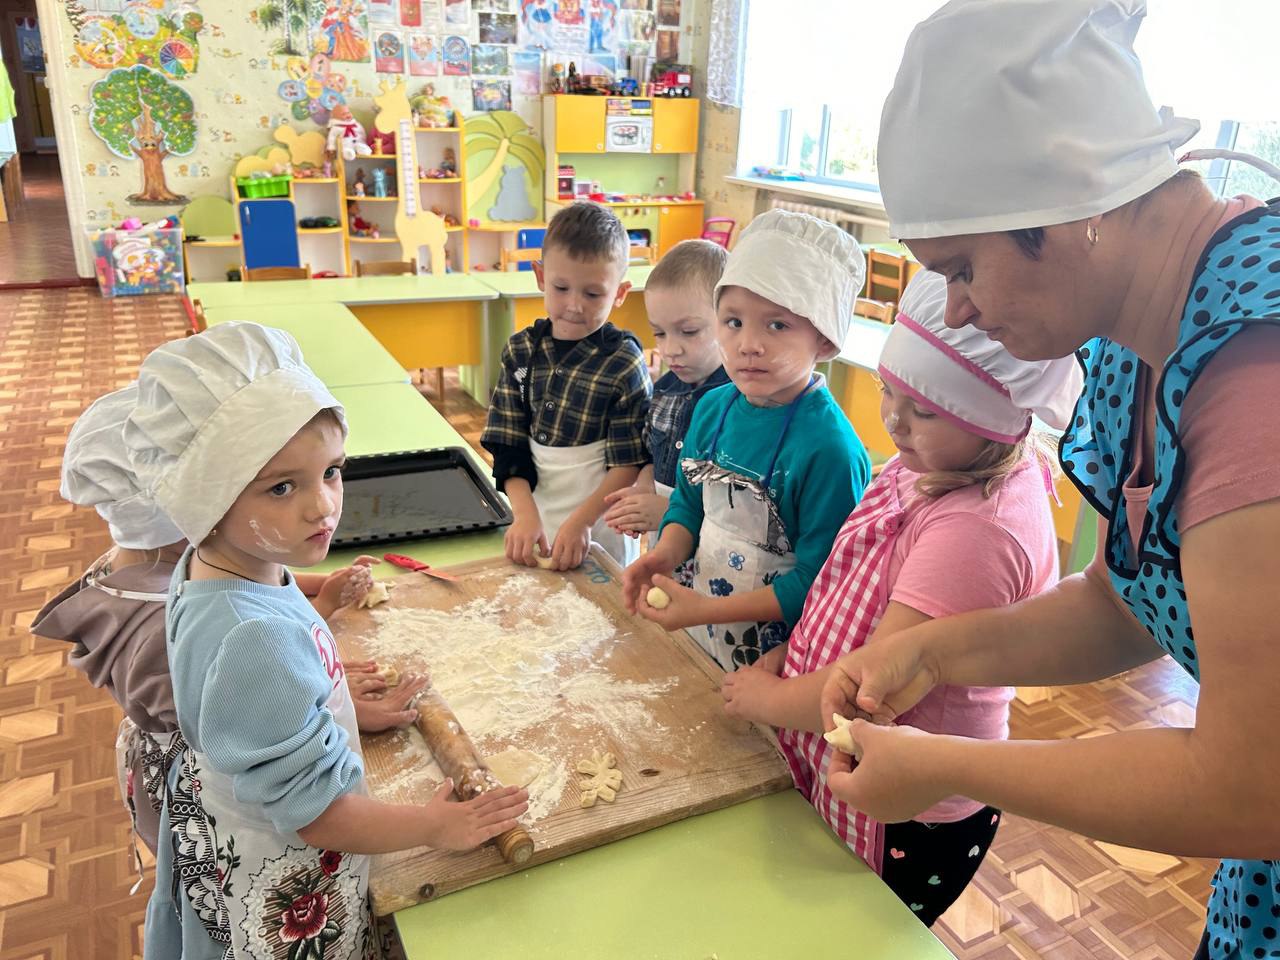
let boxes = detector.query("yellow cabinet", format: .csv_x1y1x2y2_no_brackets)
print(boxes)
657,203,704,258
653,98,700,154
555,96,607,153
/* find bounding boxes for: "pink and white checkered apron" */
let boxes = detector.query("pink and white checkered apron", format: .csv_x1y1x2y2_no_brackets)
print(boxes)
777,459,907,874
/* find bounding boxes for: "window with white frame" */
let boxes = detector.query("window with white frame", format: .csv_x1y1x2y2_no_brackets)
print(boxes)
735,0,1280,200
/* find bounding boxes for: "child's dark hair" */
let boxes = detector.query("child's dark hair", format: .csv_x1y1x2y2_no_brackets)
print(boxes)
544,202,630,269
648,239,728,302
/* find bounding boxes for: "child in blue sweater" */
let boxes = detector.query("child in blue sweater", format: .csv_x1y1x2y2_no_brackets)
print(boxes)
623,211,871,669
126,322,526,960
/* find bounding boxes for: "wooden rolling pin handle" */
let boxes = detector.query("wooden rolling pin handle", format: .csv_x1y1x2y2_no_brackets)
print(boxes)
412,687,536,865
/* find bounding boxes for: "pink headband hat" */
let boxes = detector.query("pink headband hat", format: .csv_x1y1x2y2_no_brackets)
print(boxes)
877,271,1083,443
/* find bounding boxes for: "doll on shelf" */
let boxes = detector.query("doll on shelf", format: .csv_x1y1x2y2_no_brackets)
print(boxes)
440,148,457,176
326,103,373,162
349,204,379,238
352,168,367,197
411,84,456,128
371,167,390,197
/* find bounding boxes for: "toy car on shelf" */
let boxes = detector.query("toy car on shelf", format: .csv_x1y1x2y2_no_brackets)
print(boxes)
610,77,641,97
651,68,693,97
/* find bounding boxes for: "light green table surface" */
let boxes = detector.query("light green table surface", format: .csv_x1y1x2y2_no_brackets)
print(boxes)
187,274,499,308
204,302,410,389
474,263,655,299
395,791,949,960
836,316,893,373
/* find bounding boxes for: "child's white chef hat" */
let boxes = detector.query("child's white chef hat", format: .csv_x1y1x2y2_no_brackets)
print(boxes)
878,271,1083,442
61,383,185,550
878,0,1199,239
715,209,867,354
125,322,346,546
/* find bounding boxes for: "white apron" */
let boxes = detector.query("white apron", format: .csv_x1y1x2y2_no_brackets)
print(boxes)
531,436,638,567
154,620,376,960
684,379,814,670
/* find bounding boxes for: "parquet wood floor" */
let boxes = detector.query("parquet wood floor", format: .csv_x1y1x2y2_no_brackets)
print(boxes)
0,156,80,286
0,290,1213,958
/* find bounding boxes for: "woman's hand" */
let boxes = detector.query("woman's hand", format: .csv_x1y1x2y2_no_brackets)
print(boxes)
820,629,942,728
825,720,953,823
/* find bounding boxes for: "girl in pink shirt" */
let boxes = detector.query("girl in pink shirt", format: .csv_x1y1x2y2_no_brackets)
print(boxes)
721,269,1081,925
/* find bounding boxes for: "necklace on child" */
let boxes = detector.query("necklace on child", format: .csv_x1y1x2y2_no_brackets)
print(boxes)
196,548,284,586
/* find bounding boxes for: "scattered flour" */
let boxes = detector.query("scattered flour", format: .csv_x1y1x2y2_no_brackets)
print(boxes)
360,576,671,825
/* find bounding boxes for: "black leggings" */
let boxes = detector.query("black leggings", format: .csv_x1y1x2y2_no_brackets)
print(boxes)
881,805,1002,927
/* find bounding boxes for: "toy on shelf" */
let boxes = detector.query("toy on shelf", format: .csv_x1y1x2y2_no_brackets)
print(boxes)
349,203,380,239
550,62,565,93
610,76,640,96
429,205,460,227
352,168,367,197
236,172,292,198
88,215,184,298
323,158,334,178
368,125,396,156
300,216,341,229
372,167,391,197
440,148,457,175
651,66,694,98
326,104,373,162
410,83,457,128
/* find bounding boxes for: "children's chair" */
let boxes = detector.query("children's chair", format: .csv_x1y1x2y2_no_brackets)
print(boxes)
854,297,896,324
864,250,909,303
354,258,416,277
499,247,542,272
243,263,312,282
700,217,736,249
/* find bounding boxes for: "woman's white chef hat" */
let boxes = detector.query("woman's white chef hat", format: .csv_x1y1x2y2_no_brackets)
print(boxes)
878,0,1199,239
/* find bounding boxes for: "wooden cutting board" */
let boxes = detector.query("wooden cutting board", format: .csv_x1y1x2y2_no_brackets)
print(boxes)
330,547,792,915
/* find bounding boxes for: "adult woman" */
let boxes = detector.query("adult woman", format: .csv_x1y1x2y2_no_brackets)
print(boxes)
820,2,1280,958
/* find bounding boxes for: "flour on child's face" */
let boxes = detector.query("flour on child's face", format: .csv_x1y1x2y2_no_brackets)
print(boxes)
214,413,347,573
716,285,829,405
879,379,989,474
535,248,630,342
645,283,720,384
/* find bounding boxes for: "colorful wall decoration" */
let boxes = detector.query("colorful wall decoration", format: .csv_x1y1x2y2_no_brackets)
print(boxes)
44,0,692,267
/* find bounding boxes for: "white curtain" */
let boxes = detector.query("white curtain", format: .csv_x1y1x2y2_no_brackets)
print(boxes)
706,0,747,107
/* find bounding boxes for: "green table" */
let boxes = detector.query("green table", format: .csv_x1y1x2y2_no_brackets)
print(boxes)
395,791,950,959
474,263,654,299
187,274,500,309
204,302,410,389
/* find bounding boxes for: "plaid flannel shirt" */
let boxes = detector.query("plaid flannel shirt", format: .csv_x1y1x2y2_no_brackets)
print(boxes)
481,319,652,492
643,366,731,488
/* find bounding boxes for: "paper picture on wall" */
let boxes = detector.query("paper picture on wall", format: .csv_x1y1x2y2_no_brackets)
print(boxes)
474,0,514,10
444,0,471,25
374,30,404,71
369,0,396,23
655,0,678,27
399,0,422,25
472,78,512,111
471,42,510,75
517,0,554,49
478,12,518,43
623,10,655,43
442,34,471,74
278,52,349,123
587,0,618,54
655,25,676,60
407,34,440,75
620,0,650,8
89,64,196,204
512,49,542,95
312,0,373,62
414,0,443,30
73,2,204,75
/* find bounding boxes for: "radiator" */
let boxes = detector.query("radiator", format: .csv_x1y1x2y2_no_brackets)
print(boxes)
768,198,889,234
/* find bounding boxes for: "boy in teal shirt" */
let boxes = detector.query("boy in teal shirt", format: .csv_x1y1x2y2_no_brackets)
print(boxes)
623,210,871,669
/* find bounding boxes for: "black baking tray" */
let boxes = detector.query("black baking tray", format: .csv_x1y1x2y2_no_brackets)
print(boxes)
332,447,511,548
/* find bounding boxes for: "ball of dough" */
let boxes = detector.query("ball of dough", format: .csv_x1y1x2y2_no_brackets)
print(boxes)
358,580,392,609
378,666,401,688
822,713,857,754
533,546,555,570
646,586,671,610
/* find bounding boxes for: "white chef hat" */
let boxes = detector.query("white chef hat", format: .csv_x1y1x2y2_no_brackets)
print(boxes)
878,0,1200,239
714,209,866,355
878,271,1083,442
125,322,347,546
60,383,185,550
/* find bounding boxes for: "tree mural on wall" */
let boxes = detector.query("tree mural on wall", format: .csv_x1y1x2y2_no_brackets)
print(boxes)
89,65,196,204
464,110,544,222
253,0,327,56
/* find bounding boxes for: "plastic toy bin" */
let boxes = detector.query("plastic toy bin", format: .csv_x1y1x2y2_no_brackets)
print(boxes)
236,175,292,198
87,227,185,298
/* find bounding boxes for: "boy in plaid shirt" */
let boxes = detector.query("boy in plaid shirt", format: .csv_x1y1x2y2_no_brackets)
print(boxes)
482,203,651,569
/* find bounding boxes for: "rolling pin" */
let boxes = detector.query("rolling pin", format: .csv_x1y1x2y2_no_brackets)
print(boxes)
414,686,535,865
